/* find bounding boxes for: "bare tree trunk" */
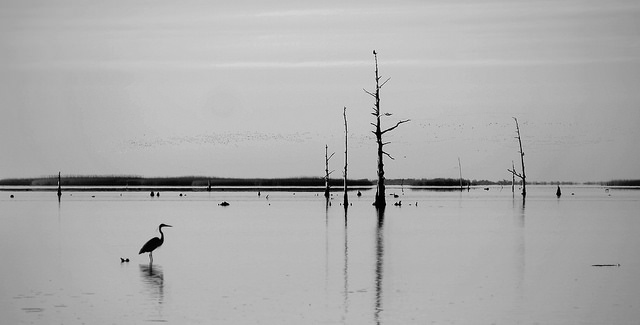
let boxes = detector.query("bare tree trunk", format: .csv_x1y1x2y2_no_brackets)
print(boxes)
458,157,463,191
507,117,526,198
511,160,515,194
324,145,334,198
364,50,409,208
343,107,349,208
514,117,526,198
373,54,386,207
57,171,62,199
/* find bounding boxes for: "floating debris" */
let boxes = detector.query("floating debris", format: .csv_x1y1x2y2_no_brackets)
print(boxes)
219,201,230,206
592,264,620,267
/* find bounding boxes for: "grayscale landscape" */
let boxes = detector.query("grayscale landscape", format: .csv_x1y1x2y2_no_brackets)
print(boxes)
1,0,639,324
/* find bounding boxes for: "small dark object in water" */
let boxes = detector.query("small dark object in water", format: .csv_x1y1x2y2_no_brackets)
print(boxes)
357,191,362,197
156,192,160,197
219,201,230,206
91,195,95,198
120,258,130,263
179,193,183,197
556,186,561,198
10,194,14,198
394,201,402,206
150,191,155,197
484,187,490,191
592,264,620,267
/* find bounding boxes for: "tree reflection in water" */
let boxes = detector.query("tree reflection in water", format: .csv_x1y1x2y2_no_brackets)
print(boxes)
343,204,350,323
374,207,385,325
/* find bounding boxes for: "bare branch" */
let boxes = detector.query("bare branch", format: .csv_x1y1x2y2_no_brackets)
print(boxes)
380,77,391,88
363,89,376,98
507,169,524,179
383,151,395,160
381,119,410,135
328,152,335,161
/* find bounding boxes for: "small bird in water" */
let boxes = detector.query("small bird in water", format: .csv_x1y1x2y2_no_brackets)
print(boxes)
139,224,172,264
120,258,130,263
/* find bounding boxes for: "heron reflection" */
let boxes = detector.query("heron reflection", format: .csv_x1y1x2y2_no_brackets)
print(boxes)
140,263,165,306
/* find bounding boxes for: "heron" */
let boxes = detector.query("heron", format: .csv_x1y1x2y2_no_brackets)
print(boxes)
139,223,172,263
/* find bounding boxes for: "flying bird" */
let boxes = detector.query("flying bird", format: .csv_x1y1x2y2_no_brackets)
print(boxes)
139,223,172,263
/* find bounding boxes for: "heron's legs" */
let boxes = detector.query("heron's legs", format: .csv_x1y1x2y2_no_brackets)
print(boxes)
149,252,153,264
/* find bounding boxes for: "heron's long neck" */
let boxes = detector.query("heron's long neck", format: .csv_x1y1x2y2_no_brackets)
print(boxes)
159,227,165,243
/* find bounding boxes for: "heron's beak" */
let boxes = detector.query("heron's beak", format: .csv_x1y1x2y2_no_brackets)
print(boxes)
165,224,172,227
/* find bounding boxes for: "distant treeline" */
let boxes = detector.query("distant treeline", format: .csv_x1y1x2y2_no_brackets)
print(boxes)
387,178,511,186
387,178,581,186
0,175,373,188
600,179,640,187
2,175,633,188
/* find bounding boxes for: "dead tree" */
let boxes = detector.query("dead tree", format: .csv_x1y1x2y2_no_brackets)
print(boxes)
364,50,410,208
324,145,335,198
343,107,349,207
458,157,463,191
507,117,526,198
511,160,515,194
57,171,62,199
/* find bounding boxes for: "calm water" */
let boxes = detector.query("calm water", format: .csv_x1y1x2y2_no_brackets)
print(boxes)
1,186,639,324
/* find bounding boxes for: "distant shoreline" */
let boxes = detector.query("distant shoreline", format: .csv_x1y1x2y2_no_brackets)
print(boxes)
1,175,638,189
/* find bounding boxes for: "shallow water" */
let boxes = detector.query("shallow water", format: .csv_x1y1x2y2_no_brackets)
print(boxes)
1,186,639,324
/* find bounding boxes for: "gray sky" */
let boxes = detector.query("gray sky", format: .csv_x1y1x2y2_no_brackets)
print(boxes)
1,0,639,182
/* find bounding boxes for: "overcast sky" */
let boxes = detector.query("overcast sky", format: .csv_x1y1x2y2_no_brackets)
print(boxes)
1,0,639,182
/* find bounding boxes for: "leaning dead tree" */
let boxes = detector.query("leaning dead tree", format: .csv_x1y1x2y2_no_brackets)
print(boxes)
343,107,349,207
507,117,526,198
364,50,410,208
324,145,335,198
